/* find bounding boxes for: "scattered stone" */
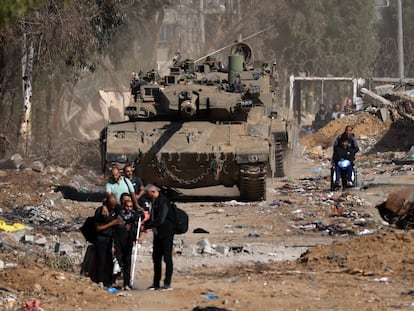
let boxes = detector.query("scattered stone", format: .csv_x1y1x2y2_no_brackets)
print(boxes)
215,245,229,255
24,234,34,243
31,160,45,173
35,237,47,246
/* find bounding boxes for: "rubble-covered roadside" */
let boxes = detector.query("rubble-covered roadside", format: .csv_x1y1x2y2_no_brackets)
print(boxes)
0,106,413,310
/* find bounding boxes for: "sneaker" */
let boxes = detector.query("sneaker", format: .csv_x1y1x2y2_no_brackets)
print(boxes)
347,181,353,187
123,285,132,291
160,284,173,291
147,285,160,291
98,282,104,288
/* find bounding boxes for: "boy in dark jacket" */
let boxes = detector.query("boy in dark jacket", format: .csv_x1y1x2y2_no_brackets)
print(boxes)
333,138,355,186
113,197,140,290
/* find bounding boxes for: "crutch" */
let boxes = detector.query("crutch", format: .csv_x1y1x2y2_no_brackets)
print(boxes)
130,216,142,288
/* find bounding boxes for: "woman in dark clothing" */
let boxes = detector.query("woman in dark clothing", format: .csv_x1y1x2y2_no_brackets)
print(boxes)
312,104,331,131
94,195,121,288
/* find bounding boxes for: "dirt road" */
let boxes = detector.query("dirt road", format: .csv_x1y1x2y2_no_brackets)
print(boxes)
2,149,414,311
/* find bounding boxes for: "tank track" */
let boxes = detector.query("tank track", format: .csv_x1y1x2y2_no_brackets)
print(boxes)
274,141,284,177
239,164,267,201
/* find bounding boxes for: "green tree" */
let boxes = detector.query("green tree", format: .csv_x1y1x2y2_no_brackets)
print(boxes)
254,0,379,77
0,0,170,159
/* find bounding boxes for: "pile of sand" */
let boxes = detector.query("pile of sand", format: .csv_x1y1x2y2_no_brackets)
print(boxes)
300,112,391,149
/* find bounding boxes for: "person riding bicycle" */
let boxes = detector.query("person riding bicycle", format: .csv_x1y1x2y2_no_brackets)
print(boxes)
333,137,356,187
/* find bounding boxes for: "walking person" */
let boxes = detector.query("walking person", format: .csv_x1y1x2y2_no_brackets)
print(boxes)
144,184,175,291
94,195,121,288
333,125,360,154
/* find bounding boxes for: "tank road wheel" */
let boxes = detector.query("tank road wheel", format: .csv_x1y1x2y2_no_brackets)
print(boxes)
274,141,285,177
239,165,267,202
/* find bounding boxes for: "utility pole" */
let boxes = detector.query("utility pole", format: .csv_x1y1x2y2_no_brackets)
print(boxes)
199,0,205,54
397,0,404,78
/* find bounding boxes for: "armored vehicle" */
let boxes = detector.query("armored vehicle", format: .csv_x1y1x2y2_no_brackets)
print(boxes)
100,43,297,201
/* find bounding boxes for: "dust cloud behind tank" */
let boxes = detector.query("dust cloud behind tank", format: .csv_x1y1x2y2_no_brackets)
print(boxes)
100,43,298,201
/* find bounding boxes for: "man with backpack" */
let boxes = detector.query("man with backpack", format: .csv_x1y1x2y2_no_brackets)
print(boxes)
143,184,175,291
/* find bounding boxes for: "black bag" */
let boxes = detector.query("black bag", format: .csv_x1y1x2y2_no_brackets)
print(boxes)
171,202,189,234
80,216,97,243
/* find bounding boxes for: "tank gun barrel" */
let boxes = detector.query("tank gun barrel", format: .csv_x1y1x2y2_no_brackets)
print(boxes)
194,25,274,64
179,91,198,118
180,100,197,117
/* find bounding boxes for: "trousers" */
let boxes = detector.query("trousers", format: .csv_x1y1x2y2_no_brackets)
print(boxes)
94,235,113,286
152,233,174,286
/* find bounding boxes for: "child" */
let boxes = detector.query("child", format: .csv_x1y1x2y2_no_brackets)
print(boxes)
333,138,355,186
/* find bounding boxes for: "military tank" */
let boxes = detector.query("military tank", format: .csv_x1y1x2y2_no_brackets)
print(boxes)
100,43,297,201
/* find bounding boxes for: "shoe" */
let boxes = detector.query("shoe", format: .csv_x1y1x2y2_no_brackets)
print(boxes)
147,285,160,291
347,181,353,187
160,284,173,291
98,282,104,288
123,285,132,291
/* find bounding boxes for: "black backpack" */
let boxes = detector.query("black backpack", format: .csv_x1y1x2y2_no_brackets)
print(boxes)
171,202,189,234
79,216,97,243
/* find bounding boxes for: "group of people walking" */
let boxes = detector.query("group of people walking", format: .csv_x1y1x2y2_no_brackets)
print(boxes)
91,164,175,291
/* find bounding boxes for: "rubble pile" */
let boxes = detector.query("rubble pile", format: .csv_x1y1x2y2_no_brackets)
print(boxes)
361,84,414,121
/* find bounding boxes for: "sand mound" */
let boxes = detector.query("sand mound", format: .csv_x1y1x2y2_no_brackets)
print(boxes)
300,112,391,149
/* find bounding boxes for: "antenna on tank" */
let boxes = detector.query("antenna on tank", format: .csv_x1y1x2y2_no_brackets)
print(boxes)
193,25,274,64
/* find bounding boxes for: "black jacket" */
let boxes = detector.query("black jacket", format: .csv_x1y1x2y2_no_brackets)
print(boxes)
334,133,359,154
333,146,355,164
145,192,175,239
94,205,118,238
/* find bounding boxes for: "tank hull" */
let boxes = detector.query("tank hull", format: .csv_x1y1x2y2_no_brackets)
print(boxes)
104,120,269,192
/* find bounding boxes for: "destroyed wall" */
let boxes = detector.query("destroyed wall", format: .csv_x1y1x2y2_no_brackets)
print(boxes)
56,88,130,141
